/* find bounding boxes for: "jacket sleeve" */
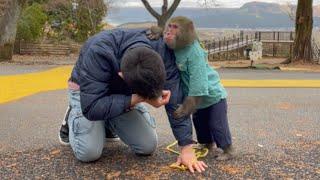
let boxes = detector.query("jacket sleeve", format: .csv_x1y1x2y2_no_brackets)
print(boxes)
160,44,194,146
78,47,131,121
165,82,195,146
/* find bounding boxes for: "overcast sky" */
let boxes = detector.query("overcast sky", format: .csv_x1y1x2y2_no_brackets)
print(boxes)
115,0,320,8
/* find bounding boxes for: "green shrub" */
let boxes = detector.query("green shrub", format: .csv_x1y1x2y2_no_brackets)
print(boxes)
16,3,47,41
46,0,107,42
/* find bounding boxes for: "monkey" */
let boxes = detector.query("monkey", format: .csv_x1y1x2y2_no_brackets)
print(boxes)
163,16,235,161
163,16,202,118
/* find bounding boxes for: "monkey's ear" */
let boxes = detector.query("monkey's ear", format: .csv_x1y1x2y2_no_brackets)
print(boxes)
146,26,163,40
188,22,195,32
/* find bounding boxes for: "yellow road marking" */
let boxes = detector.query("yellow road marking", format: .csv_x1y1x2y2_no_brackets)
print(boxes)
0,66,72,104
221,79,320,88
0,66,319,104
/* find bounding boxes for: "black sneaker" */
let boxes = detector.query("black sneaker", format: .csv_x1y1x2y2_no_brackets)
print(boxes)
105,127,120,142
58,106,71,146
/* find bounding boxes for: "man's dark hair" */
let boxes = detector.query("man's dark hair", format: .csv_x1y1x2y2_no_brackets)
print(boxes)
121,46,166,99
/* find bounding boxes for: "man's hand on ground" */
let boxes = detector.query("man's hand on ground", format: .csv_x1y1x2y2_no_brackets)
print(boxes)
145,90,171,108
176,144,208,173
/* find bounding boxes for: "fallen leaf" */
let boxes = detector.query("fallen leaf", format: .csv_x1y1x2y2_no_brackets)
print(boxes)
296,134,303,137
277,102,295,110
41,156,51,160
258,144,263,148
219,165,241,175
106,171,121,179
6,163,17,168
50,149,61,155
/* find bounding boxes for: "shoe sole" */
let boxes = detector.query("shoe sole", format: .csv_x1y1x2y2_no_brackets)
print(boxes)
58,134,70,146
105,137,120,142
59,106,71,146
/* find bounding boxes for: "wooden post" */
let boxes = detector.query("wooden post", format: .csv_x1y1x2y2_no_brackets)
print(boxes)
240,30,244,42
273,32,276,57
289,43,293,59
259,32,261,41
226,40,229,60
237,38,240,59
246,35,248,45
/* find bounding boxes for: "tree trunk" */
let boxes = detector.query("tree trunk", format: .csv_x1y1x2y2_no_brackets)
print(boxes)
292,0,313,62
0,0,23,61
158,17,167,28
141,0,181,29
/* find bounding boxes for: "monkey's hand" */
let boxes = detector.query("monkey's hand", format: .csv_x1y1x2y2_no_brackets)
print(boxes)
173,96,201,119
146,26,163,40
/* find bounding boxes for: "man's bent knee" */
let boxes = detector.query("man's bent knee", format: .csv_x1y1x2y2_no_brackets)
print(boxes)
74,145,103,162
134,134,157,156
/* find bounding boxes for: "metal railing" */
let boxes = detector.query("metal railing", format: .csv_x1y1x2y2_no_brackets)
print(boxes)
312,38,320,63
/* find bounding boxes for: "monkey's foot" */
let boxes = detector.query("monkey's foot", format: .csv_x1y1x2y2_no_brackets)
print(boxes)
216,153,235,161
195,143,222,157
215,145,235,161
173,109,187,119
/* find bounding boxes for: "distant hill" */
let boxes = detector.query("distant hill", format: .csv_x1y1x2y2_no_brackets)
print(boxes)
106,2,320,29
314,5,320,17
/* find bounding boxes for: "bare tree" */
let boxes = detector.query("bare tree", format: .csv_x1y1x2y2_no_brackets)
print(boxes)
292,0,313,62
197,0,219,7
141,0,181,28
0,0,26,61
282,2,296,22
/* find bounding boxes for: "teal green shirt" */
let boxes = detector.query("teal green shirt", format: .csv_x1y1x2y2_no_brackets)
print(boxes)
174,41,227,109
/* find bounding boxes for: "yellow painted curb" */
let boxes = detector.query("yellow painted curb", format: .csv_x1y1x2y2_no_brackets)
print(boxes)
1,66,320,104
0,66,73,104
279,67,320,72
221,79,320,88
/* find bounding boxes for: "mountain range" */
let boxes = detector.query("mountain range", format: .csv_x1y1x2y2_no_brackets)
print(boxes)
106,2,320,29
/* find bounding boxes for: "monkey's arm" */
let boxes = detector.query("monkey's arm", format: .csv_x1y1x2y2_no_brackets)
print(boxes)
174,43,210,119
146,26,163,40
173,96,201,119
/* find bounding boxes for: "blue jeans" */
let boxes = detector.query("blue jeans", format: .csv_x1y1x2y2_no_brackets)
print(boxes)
67,89,158,162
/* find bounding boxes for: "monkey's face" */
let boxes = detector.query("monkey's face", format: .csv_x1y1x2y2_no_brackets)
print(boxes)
163,23,180,49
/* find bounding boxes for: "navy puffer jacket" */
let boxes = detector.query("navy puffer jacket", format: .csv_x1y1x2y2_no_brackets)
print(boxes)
70,28,193,146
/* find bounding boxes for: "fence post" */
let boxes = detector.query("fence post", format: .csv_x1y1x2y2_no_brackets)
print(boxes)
226,40,229,60
213,40,216,58
289,43,293,59
259,32,261,41
240,30,244,42
237,38,240,59
19,40,21,54
246,35,248,45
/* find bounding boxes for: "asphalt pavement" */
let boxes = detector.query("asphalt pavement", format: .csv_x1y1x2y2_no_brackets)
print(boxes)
0,64,319,179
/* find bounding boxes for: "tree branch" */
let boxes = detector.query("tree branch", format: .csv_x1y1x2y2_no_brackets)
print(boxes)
165,0,181,18
141,0,160,19
162,0,168,15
